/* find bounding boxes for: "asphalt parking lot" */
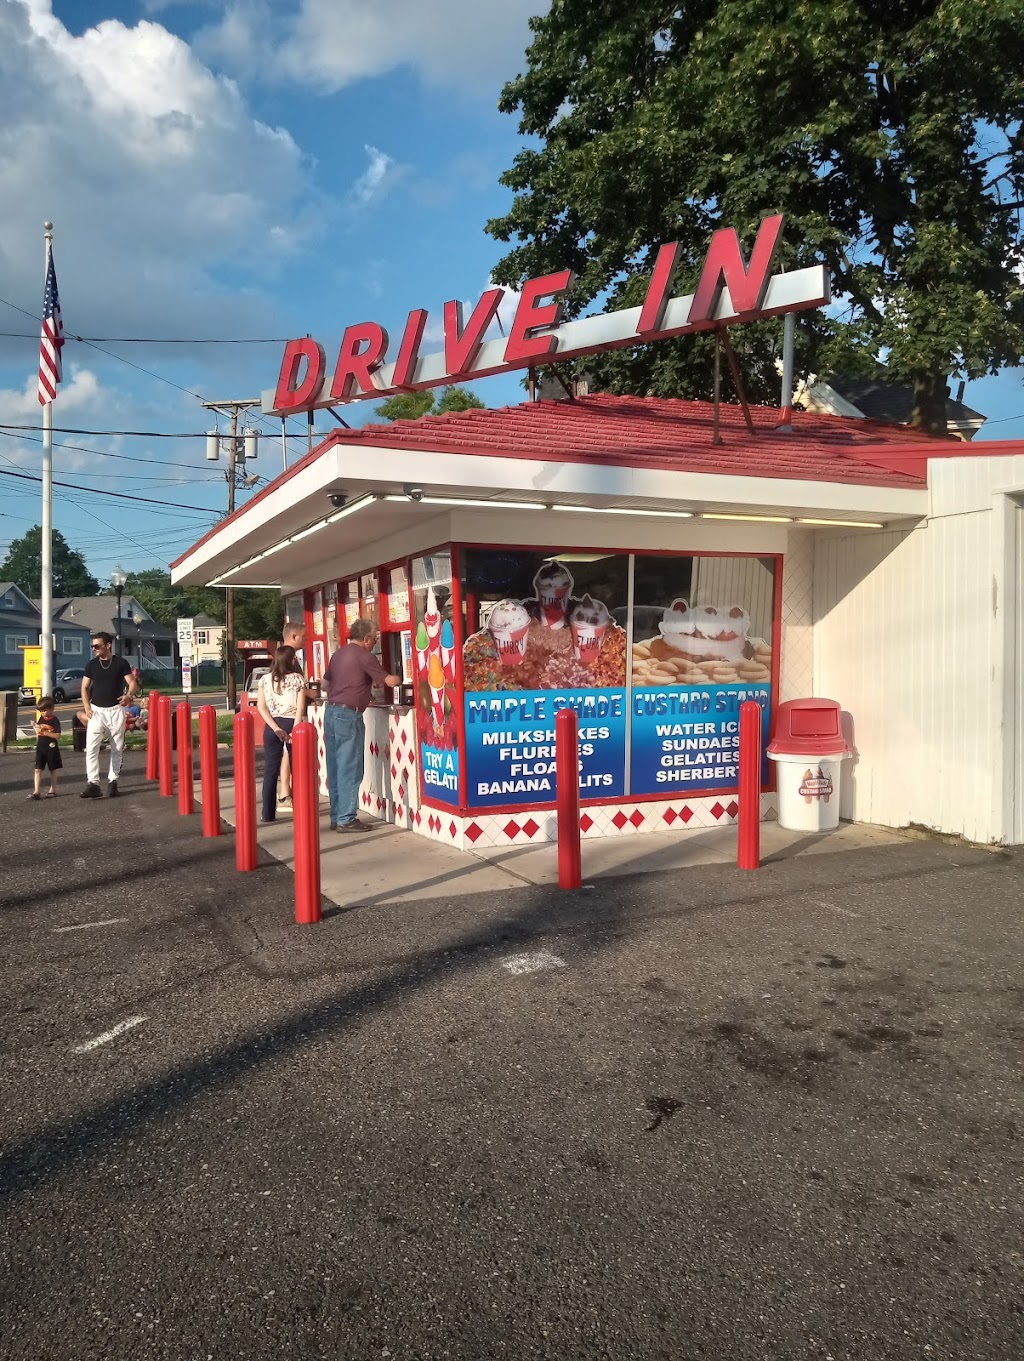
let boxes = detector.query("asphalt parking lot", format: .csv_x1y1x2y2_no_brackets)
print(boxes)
1,750,1022,1360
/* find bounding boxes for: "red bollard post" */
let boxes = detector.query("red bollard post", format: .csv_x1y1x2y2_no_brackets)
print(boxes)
176,701,194,815
199,705,222,838
737,699,762,870
145,689,161,781
233,709,258,872
555,706,582,890
291,721,322,924
157,695,174,798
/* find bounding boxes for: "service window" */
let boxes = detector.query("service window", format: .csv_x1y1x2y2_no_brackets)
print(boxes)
459,548,629,808
627,554,775,796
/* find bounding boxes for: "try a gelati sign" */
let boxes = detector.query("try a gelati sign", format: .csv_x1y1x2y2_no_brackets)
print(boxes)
265,214,830,415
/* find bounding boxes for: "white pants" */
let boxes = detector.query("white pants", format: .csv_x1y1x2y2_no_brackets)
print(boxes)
86,704,127,785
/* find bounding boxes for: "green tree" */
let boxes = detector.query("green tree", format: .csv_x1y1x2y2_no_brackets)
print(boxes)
115,568,225,627
234,590,284,642
114,568,282,641
0,525,99,597
487,1,1024,434
375,385,485,421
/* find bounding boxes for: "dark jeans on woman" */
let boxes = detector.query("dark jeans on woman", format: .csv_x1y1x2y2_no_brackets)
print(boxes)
262,717,294,822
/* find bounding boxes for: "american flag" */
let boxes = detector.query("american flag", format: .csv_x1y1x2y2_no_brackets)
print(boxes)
38,246,64,405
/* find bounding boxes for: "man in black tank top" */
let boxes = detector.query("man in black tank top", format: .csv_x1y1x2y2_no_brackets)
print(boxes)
80,631,138,798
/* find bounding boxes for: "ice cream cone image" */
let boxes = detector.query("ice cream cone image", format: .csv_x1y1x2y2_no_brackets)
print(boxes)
440,619,455,677
424,586,442,646
488,599,531,666
415,620,429,676
427,652,446,726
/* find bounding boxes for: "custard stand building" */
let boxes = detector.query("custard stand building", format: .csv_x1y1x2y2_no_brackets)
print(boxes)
172,217,1024,849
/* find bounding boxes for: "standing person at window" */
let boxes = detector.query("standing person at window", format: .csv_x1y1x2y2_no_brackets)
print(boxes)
277,618,309,809
324,619,400,833
80,631,137,799
255,644,307,823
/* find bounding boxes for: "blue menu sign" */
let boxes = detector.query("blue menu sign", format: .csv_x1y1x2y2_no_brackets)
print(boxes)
630,685,771,795
465,688,627,808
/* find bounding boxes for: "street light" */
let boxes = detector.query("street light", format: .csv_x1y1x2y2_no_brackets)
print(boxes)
133,611,144,677
111,565,126,655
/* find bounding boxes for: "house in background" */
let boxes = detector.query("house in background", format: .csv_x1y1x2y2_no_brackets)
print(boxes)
796,369,987,441
47,596,179,675
191,613,225,666
1,582,91,690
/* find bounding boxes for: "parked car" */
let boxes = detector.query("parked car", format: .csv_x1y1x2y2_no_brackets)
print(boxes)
52,668,86,703
18,685,36,706
234,665,271,712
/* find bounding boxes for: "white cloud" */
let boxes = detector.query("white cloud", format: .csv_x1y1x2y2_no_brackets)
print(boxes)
0,1,323,344
353,146,397,207
0,367,105,426
197,0,546,95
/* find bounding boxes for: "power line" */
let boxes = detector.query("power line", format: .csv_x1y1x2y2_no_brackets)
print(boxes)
0,423,325,438
0,294,207,402
0,331,290,344
0,466,223,513
0,428,231,470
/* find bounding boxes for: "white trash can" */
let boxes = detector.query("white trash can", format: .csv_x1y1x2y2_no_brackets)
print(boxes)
767,697,851,833
769,750,849,831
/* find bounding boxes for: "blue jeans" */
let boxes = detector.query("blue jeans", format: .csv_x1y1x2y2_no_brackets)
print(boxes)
325,704,365,826
261,717,294,822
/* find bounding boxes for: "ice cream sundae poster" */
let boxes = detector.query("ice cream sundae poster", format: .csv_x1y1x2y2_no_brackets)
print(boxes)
413,585,460,805
462,562,627,693
630,596,773,794
462,563,627,807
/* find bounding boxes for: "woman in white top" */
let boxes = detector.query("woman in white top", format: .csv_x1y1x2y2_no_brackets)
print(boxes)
255,644,307,822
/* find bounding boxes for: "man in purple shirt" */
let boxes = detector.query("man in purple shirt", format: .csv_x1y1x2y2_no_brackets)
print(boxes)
324,618,401,833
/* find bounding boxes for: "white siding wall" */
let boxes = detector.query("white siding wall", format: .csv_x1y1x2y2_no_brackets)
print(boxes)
780,529,815,702
690,554,775,642
813,506,1002,842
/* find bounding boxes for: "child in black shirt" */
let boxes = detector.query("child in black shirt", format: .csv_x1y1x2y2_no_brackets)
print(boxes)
30,696,62,799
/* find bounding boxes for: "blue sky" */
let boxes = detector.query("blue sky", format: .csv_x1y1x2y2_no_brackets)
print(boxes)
0,0,1022,587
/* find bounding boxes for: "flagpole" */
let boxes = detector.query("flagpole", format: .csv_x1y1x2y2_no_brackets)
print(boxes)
41,221,54,699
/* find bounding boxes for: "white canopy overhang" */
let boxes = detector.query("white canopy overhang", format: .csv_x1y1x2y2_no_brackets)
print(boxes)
172,441,927,591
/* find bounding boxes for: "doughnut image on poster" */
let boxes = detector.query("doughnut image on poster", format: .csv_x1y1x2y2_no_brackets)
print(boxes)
630,598,772,687
462,561,627,692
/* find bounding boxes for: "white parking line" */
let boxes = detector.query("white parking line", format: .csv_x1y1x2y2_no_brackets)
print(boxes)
73,1016,147,1053
500,949,567,976
53,918,128,934
818,899,860,919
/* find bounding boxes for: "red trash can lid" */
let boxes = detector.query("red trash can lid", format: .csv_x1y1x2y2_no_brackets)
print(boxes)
767,698,850,757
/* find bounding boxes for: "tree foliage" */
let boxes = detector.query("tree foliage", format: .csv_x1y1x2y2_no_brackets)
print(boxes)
0,525,99,597
375,385,485,422
487,1,1024,432
117,568,283,641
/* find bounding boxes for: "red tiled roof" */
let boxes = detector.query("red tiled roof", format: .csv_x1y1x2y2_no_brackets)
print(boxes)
319,394,941,488
171,394,945,570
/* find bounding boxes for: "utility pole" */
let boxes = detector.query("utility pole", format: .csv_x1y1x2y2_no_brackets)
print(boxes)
202,398,262,711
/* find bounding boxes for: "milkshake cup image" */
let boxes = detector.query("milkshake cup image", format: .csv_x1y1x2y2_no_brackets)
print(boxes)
657,599,699,655
488,599,532,666
427,652,446,726
532,561,574,629
440,619,455,676
568,594,611,667
696,603,750,662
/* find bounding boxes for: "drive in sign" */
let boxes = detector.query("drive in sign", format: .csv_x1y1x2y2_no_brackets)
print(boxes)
265,214,830,415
